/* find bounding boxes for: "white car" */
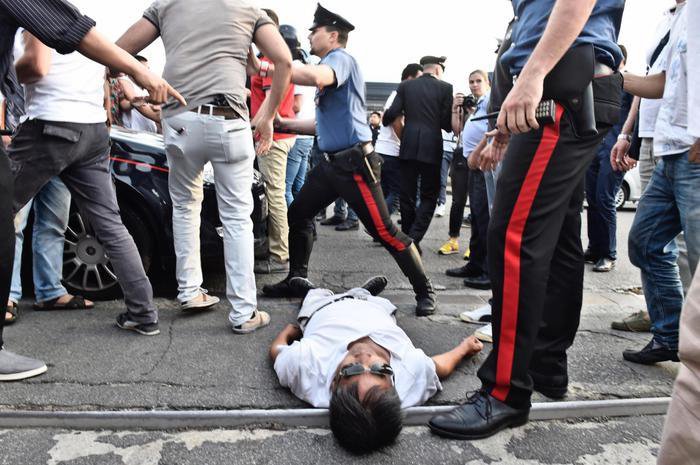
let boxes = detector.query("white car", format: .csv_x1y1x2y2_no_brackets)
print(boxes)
614,165,642,210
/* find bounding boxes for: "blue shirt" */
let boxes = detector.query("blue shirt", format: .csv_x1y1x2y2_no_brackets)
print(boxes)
501,0,625,75
316,48,372,152
461,92,491,158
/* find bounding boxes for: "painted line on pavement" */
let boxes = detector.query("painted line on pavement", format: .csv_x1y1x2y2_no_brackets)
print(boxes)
0,397,670,430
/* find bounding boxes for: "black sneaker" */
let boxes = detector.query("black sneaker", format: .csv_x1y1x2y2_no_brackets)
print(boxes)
592,257,616,272
288,277,317,298
623,339,680,365
335,219,359,231
583,248,600,264
262,278,297,298
116,313,160,336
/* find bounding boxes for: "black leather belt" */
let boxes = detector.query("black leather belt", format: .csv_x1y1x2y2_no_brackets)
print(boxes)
325,142,374,160
189,104,240,120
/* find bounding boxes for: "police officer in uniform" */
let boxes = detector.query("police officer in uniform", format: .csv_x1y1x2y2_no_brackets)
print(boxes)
429,0,625,439
259,4,437,316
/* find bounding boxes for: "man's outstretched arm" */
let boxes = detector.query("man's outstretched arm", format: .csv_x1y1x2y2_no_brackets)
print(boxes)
431,336,483,379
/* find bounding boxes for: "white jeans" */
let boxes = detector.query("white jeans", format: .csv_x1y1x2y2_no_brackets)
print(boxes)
163,111,257,326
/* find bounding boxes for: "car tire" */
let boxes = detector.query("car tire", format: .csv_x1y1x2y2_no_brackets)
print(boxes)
62,204,154,301
614,183,630,210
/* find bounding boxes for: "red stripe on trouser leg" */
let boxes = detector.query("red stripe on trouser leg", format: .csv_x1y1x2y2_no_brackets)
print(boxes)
352,173,407,252
491,105,565,403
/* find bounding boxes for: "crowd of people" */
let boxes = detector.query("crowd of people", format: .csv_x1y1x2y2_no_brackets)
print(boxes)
0,0,698,460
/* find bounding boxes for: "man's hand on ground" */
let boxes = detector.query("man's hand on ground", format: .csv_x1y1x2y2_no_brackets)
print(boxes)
496,75,543,134
689,139,700,164
282,324,303,342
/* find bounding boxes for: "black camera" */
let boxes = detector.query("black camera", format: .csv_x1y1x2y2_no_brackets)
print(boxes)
462,94,479,111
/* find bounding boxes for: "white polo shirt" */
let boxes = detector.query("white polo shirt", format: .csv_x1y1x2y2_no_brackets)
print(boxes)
274,288,441,408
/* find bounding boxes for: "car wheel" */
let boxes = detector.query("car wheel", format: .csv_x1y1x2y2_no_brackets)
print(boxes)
614,183,630,210
62,204,153,301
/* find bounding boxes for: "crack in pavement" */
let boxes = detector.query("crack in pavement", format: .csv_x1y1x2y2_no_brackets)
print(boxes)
141,318,175,378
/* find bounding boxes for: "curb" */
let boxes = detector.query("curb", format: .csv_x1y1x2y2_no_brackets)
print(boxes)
0,397,670,430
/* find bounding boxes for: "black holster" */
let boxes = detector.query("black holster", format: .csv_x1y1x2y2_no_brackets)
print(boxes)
542,45,597,139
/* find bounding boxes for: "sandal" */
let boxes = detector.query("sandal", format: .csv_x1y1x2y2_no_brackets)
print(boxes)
5,301,18,324
33,295,95,311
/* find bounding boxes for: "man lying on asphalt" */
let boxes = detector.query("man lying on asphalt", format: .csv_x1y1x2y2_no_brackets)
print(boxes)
269,276,483,454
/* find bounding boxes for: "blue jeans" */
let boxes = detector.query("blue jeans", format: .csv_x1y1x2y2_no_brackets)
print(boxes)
585,147,625,259
438,150,454,205
629,152,700,349
334,199,357,221
380,155,401,215
285,137,313,206
10,177,71,303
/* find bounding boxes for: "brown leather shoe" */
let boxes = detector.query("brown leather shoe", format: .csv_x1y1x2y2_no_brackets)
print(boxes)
611,310,651,332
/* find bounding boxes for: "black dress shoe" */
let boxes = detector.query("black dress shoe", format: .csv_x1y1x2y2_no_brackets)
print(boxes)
288,277,317,298
429,390,529,440
361,276,388,296
320,215,344,226
583,248,600,264
463,274,491,290
446,264,482,278
623,339,680,365
335,219,359,231
262,279,296,298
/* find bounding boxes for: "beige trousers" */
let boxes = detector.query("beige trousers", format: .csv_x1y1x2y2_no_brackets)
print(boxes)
658,263,700,465
257,138,295,262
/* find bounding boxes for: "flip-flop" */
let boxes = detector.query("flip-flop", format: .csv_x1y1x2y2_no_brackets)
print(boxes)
5,302,18,324
33,295,95,311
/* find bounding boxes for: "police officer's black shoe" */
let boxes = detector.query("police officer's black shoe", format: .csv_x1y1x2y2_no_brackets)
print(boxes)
463,274,491,290
361,276,388,296
262,278,296,298
335,219,359,231
416,294,437,317
428,390,529,440
288,277,317,298
446,263,482,278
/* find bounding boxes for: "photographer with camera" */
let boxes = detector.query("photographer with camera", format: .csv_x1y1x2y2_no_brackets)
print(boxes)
438,71,490,264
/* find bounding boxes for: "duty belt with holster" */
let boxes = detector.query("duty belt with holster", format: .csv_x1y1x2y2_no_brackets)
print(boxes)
323,142,381,184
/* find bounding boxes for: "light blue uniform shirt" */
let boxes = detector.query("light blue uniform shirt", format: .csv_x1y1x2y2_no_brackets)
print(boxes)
461,92,491,158
501,0,625,75
316,48,372,153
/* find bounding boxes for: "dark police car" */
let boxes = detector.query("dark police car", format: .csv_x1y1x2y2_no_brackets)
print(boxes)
56,127,268,300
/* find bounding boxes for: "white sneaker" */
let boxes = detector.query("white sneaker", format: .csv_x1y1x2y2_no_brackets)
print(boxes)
434,203,446,217
460,304,492,324
181,289,220,311
474,323,493,343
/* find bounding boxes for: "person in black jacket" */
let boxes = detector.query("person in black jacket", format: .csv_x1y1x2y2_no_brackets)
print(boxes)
383,56,453,250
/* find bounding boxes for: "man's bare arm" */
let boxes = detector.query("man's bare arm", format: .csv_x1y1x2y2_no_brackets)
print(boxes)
623,72,666,99
115,18,160,56
251,24,293,155
391,116,404,140
496,0,597,135
269,324,303,362
77,28,185,106
275,118,316,136
431,336,483,380
15,32,52,84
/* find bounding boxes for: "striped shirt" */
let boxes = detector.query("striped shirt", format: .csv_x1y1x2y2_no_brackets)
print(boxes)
0,0,95,128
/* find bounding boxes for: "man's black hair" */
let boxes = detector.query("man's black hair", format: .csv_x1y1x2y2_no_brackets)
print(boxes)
329,383,403,454
401,63,423,81
324,25,349,47
370,111,382,118
618,44,628,63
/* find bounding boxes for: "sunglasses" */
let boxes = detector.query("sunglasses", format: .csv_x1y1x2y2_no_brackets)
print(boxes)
335,363,395,384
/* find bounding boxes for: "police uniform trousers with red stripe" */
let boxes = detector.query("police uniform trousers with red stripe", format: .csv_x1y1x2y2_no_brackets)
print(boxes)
477,76,622,409
287,151,412,279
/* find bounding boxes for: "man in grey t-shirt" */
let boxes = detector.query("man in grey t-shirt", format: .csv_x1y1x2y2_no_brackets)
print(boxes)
117,0,293,333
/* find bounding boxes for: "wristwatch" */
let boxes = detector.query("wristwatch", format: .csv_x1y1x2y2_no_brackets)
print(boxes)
617,133,631,142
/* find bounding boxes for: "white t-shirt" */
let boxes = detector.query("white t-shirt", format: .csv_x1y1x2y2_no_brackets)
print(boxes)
654,3,694,156
118,76,158,133
293,62,316,141
19,31,106,124
638,9,674,138
688,0,699,138
274,288,441,408
374,91,400,157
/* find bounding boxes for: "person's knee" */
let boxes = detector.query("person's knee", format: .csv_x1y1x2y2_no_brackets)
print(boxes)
329,383,403,454
628,232,646,268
